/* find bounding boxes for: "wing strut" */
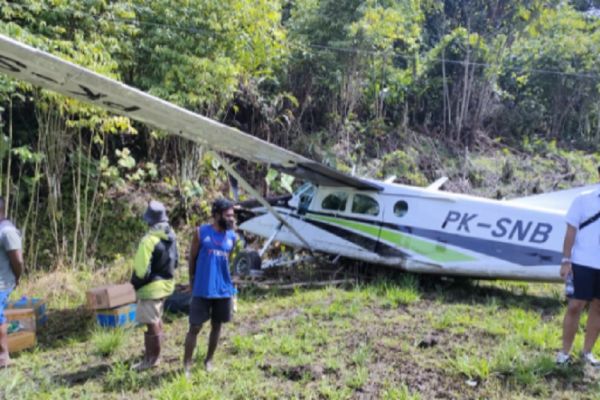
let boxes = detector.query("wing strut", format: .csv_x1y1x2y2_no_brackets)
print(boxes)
212,152,314,253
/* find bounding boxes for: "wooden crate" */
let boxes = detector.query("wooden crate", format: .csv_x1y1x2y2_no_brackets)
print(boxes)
7,331,36,353
86,284,136,310
5,308,36,333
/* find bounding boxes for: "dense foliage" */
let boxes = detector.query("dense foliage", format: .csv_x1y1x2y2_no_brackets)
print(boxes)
0,0,600,269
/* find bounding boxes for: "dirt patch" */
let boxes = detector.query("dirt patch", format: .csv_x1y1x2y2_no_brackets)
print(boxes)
260,362,326,381
234,307,307,337
385,356,477,399
417,332,440,349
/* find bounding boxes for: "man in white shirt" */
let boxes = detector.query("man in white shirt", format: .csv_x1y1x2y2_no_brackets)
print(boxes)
558,177,600,366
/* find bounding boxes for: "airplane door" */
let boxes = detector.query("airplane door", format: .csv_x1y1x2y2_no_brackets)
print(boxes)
307,189,384,257
376,195,411,257
340,192,383,253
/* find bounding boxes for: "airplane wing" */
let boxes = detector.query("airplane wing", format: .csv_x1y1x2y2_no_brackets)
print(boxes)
0,34,381,191
506,184,599,212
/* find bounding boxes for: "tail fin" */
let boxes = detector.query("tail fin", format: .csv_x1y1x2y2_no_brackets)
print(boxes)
507,184,598,212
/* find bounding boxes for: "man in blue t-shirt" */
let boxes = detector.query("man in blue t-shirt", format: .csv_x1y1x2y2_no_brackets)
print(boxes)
183,198,237,375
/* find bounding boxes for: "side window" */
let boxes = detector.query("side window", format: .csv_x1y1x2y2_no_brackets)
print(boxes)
394,201,408,217
321,192,349,211
351,194,380,216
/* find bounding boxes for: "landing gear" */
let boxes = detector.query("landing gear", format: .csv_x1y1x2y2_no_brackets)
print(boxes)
234,222,316,277
232,250,262,276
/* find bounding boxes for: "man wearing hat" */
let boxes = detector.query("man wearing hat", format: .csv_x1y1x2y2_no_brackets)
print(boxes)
131,200,178,371
183,198,238,376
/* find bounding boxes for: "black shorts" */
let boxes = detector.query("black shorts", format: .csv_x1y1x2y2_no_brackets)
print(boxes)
572,263,600,300
189,297,232,326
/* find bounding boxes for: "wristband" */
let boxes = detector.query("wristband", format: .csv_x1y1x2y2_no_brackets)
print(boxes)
561,257,571,263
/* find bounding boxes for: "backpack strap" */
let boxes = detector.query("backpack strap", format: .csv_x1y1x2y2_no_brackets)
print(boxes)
579,210,600,230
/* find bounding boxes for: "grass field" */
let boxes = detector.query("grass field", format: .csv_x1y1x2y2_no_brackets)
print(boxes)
2,268,600,399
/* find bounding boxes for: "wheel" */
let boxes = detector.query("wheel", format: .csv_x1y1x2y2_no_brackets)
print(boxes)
233,250,262,276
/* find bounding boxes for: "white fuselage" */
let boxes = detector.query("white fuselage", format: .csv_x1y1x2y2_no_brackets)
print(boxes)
240,181,566,282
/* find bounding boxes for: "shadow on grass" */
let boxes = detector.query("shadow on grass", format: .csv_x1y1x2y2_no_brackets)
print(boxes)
418,276,564,315
37,307,96,350
55,363,112,386
237,262,564,316
55,358,182,391
332,261,565,314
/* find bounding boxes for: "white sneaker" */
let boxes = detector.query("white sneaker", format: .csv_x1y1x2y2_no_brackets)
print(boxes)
556,351,571,365
582,352,600,367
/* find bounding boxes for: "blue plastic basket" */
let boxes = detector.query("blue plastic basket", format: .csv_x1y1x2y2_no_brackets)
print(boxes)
9,296,47,327
95,303,137,328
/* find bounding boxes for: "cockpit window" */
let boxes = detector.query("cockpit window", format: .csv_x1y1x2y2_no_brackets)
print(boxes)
298,184,315,213
294,182,313,197
321,192,348,211
351,194,379,216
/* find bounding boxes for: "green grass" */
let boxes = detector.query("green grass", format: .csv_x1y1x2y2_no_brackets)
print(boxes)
104,361,143,392
3,270,600,399
446,352,491,381
351,343,372,367
381,383,422,400
91,327,127,357
346,366,369,390
361,274,422,307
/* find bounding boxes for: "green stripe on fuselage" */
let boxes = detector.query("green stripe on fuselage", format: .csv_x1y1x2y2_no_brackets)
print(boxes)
307,214,476,262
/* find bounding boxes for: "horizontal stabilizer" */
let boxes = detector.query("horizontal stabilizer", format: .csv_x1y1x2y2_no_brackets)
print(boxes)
427,177,449,191
507,184,599,212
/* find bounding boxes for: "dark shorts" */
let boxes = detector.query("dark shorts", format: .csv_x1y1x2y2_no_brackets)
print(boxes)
189,297,232,326
572,263,600,301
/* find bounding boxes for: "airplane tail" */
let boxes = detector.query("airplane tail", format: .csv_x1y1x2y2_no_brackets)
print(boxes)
506,184,599,212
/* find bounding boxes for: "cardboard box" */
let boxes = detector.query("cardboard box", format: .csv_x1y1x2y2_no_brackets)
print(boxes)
95,303,137,328
86,284,136,310
7,331,36,353
5,308,36,333
8,297,47,327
